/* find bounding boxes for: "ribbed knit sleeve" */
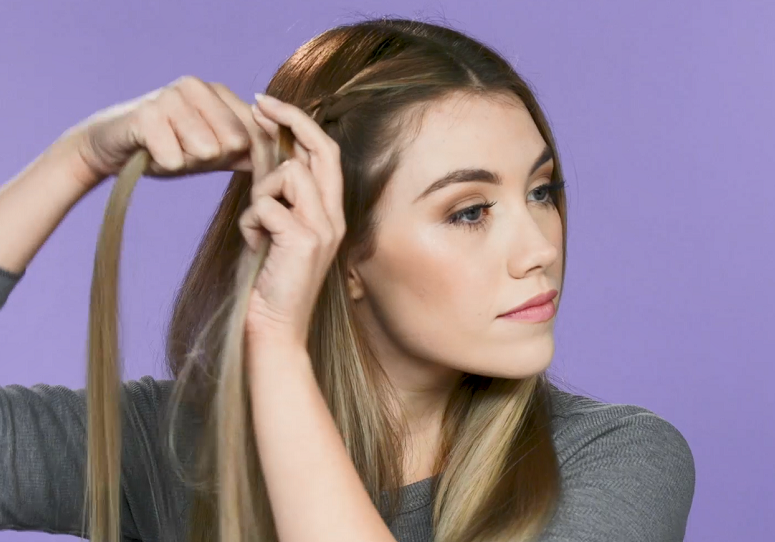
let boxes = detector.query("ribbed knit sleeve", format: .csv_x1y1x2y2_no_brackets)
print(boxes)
0,266,24,309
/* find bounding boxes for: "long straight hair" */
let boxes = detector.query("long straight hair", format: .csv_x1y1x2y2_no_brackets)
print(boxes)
82,17,568,542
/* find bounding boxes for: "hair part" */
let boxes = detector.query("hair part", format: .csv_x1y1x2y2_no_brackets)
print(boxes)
84,16,567,542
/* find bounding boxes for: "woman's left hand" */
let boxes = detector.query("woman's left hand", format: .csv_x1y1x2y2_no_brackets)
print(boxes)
240,93,346,353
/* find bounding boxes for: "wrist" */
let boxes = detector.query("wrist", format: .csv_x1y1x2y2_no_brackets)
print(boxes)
253,341,310,362
246,341,312,378
51,126,107,194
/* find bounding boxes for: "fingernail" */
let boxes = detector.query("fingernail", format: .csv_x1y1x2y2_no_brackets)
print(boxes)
254,92,265,103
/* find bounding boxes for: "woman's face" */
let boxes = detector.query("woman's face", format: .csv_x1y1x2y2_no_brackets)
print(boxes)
348,91,563,389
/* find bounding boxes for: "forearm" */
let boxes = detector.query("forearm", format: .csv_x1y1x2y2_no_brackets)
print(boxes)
248,346,396,542
0,129,101,274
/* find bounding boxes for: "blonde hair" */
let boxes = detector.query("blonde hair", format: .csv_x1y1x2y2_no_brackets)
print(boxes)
82,17,567,542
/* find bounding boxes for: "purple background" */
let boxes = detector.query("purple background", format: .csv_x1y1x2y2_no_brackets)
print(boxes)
1,1,773,540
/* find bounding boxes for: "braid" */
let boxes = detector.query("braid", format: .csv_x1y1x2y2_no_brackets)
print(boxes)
276,91,369,162
311,91,372,124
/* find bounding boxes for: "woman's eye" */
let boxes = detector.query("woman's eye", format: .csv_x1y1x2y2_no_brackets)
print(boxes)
447,201,497,231
530,180,566,207
445,179,565,232
460,207,483,221
532,184,552,204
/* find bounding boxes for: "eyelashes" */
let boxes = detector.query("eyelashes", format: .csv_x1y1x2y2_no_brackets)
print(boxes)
447,200,497,231
447,179,566,231
532,179,567,207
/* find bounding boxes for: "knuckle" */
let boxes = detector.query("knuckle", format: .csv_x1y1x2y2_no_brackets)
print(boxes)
251,180,267,202
238,209,249,228
145,89,163,107
284,158,304,173
254,194,271,210
298,230,321,252
225,131,250,152
208,82,236,101
174,75,205,92
198,143,220,161
255,194,278,216
320,228,337,247
335,219,347,238
170,75,189,86
157,85,185,108
136,102,162,128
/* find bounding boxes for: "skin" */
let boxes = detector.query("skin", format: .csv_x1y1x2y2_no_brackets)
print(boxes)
250,89,564,485
346,92,564,482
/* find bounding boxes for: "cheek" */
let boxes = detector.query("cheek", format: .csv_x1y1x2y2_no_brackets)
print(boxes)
358,218,560,378
360,227,494,356
370,228,488,316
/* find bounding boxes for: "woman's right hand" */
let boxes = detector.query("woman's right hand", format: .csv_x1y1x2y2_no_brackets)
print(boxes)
63,75,263,189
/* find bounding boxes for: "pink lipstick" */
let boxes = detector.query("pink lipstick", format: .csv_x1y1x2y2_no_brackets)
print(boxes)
498,290,557,323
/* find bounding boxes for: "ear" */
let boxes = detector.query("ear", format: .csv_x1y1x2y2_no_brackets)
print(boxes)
347,264,365,301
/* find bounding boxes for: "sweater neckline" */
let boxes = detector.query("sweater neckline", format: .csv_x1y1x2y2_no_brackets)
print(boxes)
379,474,437,515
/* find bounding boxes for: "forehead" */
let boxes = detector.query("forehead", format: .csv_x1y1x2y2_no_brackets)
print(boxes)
388,92,548,198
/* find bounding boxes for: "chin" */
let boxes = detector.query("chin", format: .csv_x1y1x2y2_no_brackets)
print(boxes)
470,360,552,380
457,337,555,379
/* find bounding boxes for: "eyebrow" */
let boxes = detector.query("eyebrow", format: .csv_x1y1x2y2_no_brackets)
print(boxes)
413,144,554,203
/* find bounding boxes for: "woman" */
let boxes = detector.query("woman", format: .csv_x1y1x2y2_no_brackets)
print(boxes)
0,16,695,542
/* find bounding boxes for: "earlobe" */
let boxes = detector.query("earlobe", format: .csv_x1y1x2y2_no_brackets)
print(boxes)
347,266,365,301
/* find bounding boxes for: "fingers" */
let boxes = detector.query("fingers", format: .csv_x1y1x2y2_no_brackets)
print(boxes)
251,103,311,166
250,102,280,138
239,195,291,253
155,76,268,175
238,192,327,261
127,76,257,176
175,78,252,156
128,103,187,171
253,94,335,159
252,93,345,234
206,81,271,148
159,87,222,160
251,159,333,241
206,82,277,173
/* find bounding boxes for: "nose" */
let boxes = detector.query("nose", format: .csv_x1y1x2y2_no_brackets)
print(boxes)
505,212,560,279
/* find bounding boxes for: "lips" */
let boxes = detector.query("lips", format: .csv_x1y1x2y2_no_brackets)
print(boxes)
499,289,558,317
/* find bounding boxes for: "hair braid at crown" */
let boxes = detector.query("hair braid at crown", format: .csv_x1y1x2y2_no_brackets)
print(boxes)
312,90,372,124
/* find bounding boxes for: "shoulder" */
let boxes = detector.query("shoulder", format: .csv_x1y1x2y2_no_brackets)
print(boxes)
542,383,696,541
118,376,192,540
122,375,176,411
548,383,695,470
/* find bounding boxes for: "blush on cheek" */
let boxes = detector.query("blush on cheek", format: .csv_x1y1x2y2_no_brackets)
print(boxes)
371,231,453,304
362,221,498,357
365,242,460,330
398,251,459,311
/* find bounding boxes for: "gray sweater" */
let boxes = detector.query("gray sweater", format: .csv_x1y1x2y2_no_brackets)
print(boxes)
0,267,695,541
